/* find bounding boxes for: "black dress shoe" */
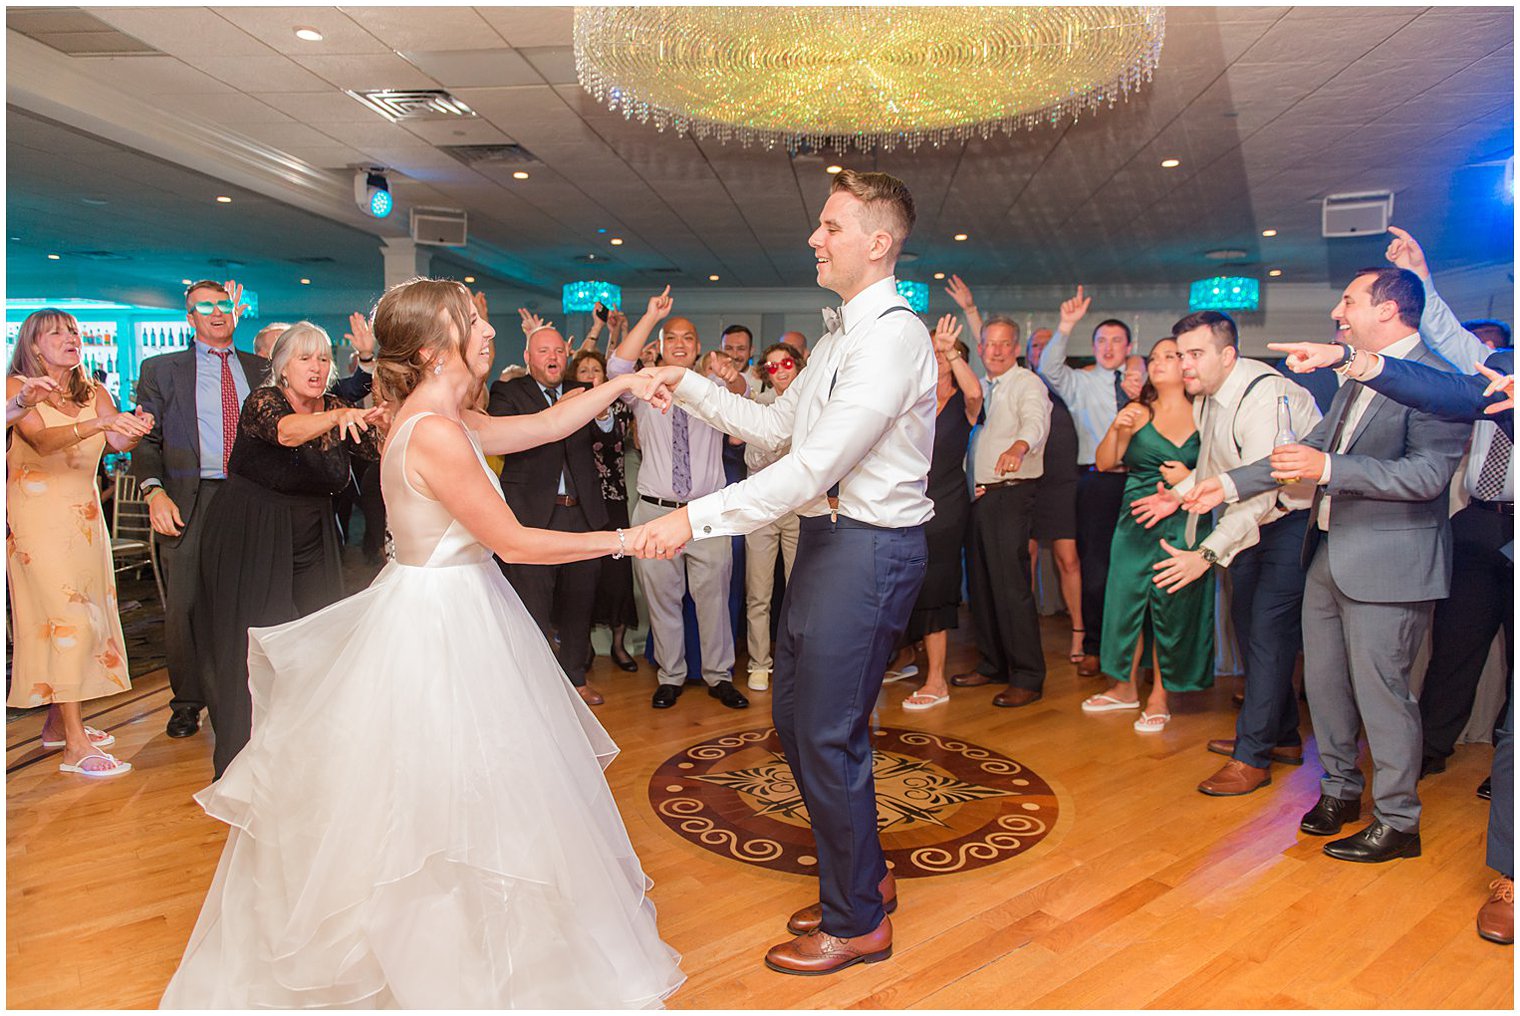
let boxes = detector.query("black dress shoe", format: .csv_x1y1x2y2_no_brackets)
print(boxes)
1478,776,1493,800
652,685,682,709
1299,794,1362,836
166,707,201,738
611,648,639,672
1323,819,1421,863
1419,755,1447,779
709,681,749,709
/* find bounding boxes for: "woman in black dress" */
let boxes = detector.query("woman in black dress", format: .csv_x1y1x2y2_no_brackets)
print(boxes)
891,316,984,711
571,349,640,671
194,322,385,778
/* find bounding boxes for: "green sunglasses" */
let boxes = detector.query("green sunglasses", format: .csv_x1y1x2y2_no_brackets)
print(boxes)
192,299,235,315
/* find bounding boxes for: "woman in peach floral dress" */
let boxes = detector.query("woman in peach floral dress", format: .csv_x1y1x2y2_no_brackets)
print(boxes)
7,309,154,777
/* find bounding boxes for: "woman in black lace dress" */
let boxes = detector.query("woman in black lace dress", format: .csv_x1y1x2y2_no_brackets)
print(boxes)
571,350,640,671
193,322,385,778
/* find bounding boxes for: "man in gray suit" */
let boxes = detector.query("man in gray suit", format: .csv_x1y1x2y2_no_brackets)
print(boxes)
1186,266,1470,863
132,280,267,739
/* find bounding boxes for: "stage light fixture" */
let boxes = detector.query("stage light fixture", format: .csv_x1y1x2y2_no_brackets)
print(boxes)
354,168,393,218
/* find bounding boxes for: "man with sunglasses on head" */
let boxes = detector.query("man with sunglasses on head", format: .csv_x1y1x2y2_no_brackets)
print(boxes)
132,280,266,740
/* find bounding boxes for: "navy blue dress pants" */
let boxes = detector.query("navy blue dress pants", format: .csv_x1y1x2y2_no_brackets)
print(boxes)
772,515,927,938
1229,509,1310,767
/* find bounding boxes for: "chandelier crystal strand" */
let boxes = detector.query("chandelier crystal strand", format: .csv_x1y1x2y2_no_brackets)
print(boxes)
574,6,1165,152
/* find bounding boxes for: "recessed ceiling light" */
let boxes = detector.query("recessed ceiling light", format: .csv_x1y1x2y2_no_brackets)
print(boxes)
1268,269,1283,277
294,27,323,42
953,233,968,242
512,171,530,180
825,165,843,174
300,278,311,285
1160,158,1181,168
47,253,61,260
1261,228,1278,237
216,195,232,203
181,278,192,285
933,272,946,280
708,274,720,282
464,275,476,283
610,238,624,246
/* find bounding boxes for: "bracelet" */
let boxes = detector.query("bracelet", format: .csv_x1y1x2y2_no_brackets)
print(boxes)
72,422,81,440
613,528,627,560
358,355,375,364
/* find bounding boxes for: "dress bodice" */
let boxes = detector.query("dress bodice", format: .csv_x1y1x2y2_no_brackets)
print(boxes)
1122,419,1200,496
380,412,499,567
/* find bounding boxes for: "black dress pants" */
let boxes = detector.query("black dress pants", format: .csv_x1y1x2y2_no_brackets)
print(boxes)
967,483,1045,689
505,502,598,687
1075,469,1127,657
1229,510,1310,767
1420,503,1514,763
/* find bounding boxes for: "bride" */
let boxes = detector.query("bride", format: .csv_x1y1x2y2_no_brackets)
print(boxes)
160,278,685,1009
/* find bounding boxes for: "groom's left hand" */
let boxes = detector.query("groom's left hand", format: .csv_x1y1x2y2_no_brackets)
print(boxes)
632,506,692,558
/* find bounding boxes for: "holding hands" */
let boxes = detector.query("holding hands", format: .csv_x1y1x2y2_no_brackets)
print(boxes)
621,370,675,413
629,507,692,560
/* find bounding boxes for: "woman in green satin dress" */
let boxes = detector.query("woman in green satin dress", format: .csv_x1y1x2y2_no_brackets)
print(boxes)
1082,338,1214,731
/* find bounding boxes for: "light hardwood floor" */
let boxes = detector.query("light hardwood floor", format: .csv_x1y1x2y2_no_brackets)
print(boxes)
7,614,1512,1009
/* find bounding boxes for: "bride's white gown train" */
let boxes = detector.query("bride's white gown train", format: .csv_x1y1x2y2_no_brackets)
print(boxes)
161,412,685,1009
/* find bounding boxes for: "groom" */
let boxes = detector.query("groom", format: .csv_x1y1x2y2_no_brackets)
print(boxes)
635,170,935,974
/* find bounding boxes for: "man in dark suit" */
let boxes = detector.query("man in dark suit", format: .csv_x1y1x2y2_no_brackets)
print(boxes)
1188,267,1470,864
488,318,609,705
132,280,268,738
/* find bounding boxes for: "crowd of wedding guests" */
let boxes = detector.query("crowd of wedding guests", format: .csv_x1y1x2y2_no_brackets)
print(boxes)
5,226,1512,945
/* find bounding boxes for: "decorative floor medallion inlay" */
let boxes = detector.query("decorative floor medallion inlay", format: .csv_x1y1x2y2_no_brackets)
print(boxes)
648,726,1058,878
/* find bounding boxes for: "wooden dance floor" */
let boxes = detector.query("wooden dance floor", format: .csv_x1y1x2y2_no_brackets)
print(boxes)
7,613,1511,1009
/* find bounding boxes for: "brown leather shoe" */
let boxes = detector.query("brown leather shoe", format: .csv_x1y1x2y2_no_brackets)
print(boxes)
1077,655,1101,677
764,917,893,975
788,871,896,935
1206,738,1304,766
1478,878,1514,945
950,671,996,687
1197,759,1271,797
576,684,604,706
992,687,1043,708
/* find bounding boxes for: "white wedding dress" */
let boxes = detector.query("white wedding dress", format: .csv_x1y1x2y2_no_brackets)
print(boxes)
161,411,685,1009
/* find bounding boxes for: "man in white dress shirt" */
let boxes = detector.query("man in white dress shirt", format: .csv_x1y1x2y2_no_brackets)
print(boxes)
635,170,934,975
1132,310,1322,796
963,317,1052,706
1036,287,1141,675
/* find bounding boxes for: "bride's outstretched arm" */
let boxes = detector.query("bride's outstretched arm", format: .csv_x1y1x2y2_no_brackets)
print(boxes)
410,415,672,564
462,373,670,456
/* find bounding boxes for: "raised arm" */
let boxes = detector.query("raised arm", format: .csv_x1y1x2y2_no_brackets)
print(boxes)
464,372,669,455
1036,285,1091,403
944,275,986,347
932,314,982,424
1386,225,1489,371
612,286,672,364
669,366,801,453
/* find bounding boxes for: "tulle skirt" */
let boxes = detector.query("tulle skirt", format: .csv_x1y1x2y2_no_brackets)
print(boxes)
160,559,685,1009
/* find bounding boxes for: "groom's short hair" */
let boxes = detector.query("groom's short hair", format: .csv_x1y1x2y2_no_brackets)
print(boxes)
830,169,915,255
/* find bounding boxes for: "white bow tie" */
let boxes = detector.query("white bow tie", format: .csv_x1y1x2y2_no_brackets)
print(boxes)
821,306,843,333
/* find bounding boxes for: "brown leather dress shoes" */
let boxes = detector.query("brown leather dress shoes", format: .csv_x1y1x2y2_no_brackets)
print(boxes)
992,687,1042,708
788,872,896,935
950,671,996,687
1478,877,1514,945
764,917,893,975
1197,759,1271,796
1206,738,1304,766
576,684,604,706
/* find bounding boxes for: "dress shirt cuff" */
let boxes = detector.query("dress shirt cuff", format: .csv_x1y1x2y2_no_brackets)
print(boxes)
140,479,163,494
1171,470,1197,496
1344,351,1384,382
686,493,725,541
1218,472,1241,504
674,370,715,405
1319,457,1332,485
594,414,615,433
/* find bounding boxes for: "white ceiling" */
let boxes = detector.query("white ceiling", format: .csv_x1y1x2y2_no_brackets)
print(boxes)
6,5,1515,311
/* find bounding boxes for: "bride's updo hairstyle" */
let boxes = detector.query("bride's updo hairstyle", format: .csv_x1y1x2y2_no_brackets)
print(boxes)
372,277,474,405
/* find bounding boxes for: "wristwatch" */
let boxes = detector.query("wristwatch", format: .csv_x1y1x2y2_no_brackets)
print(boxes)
358,354,375,364
1333,342,1357,373
1199,546,1220,564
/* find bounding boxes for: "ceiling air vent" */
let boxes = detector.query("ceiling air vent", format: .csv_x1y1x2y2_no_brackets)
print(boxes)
347,89,477,123
440,144,537,168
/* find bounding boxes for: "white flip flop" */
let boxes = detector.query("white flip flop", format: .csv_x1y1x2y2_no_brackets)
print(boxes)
41,725,115,749
58,752,132,778
1082,693,1140,713
883,664,919,684
902,692,949,711
1133,712,1171,732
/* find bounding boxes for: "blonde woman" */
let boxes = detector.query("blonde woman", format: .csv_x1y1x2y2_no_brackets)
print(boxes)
6,309,153,777
162,279,683,1008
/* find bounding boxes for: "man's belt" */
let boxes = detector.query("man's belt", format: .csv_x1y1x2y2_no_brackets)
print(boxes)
641,495,687,509
553,495,579,508
1470,498,1515,516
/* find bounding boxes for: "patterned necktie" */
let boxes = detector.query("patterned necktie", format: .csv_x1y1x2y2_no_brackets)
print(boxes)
1474,426,1512,502
671,406,692,500
1113,369,1127,411
1184,397,1215,548
214,349,238,475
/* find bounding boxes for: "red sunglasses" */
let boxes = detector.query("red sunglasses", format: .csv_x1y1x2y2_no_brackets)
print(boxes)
764,357,797,374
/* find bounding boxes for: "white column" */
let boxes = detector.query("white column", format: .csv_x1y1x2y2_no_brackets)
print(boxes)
380,238,432,291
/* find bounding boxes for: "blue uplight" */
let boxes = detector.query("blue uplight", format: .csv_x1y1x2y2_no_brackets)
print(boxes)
370,189,393,218
562,280,622,314
1189,276,1259,312
896,279,929,313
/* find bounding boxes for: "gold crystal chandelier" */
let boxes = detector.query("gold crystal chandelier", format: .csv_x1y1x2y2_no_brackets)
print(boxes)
573,6,1166,151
